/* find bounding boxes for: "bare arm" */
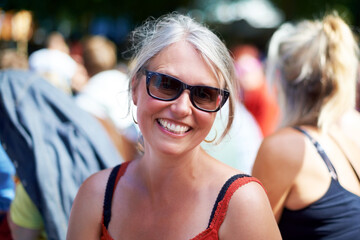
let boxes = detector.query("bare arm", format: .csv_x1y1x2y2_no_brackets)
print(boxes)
8,182,45,240
219,181,282,239
252,129,304,221
66,169,112,240
8,215,41,240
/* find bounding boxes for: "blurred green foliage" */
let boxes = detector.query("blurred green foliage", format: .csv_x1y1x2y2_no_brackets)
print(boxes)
271,0,360,25
3,0,360,25
1,0,193,23
2,0,360,52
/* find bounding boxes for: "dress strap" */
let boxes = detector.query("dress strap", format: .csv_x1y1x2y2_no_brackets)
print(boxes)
207,174,263,230
102,161,130,229
293,126,338,180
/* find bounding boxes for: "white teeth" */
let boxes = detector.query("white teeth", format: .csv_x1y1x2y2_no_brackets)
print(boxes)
175,125,181,132
158,119,190,134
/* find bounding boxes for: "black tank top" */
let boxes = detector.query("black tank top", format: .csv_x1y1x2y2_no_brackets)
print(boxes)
278,127,360,240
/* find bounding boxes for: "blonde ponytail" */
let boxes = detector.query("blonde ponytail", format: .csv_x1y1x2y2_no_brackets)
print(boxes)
318,13,359,131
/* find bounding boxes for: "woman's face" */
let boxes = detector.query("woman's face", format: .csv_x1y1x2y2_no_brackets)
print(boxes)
133,40,219,156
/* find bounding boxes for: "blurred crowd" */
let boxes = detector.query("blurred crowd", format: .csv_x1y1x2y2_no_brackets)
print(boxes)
0,30,275,239
0,9,360,240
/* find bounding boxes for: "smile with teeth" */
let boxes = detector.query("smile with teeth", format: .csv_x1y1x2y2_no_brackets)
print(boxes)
157,119,190,134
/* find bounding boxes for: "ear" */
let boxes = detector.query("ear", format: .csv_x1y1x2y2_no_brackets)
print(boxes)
131,76,138,106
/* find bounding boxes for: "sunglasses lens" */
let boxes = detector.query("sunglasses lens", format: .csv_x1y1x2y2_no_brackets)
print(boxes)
148,74,182,100
146,70,228,112
193,87,222,111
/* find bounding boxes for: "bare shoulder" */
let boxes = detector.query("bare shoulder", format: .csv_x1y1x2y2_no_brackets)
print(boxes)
253,127,306,174
220,181,281,239
73,166,116,213
66,167,116,240
228,181,271,217
251,127,306,221
77,167,114,197
261,127,305,158
227,179,269,211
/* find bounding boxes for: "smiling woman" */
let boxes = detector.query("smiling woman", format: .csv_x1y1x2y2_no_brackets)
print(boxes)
66,13,281,240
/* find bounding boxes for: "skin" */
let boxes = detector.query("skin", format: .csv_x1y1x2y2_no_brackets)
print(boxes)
252,124,360,222
337,109,360,148
67,40,281,240
8,215,42,240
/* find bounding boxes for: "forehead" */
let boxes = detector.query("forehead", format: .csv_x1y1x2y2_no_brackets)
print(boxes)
147,41,221,87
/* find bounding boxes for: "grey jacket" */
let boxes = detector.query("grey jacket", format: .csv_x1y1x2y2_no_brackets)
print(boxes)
0,70,122,240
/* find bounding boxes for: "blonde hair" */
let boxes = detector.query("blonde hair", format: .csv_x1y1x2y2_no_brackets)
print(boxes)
266,13,359,132
128,13,236,142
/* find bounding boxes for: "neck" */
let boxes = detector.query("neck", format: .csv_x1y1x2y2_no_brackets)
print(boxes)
135,146,208,202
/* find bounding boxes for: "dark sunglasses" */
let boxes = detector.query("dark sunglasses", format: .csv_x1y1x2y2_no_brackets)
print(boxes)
145,70,229,112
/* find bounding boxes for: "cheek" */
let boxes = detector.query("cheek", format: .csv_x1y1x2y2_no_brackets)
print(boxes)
135,102,151,136
136,96,163,124
197,112,217,132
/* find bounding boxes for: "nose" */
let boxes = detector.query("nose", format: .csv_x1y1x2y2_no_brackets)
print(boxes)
170,90,192,117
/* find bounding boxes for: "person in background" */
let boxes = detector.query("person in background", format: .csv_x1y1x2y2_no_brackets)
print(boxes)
0,49,28,70
0,143,15,240
201,100,263,174
0,47,46,240
0,47,28,240
202,45,264,174
75,35,138,162
0,35,117,240
0,70,121,240
252,13,360,239
28,32,78,94
67,13,281,240
233,44,280,137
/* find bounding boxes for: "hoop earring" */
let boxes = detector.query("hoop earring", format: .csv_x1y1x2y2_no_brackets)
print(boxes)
136,134,144,154
132,108,138,124
204,129,217,143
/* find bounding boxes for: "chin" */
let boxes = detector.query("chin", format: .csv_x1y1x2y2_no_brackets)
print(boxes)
151,141,197,157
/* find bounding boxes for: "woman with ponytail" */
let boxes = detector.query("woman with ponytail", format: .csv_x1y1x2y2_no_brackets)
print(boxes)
252,13,360,239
